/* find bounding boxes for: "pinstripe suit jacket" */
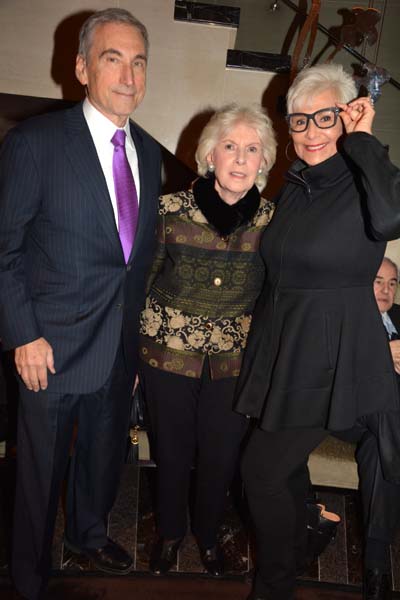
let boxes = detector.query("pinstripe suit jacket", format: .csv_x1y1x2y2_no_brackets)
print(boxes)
0,102,161,393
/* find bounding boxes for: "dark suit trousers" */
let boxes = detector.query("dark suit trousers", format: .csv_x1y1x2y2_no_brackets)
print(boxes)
12,345,132,600
337,413,400,547
242,427,327,600
140,359,247,549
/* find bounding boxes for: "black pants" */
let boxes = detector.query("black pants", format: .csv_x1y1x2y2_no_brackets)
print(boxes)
242,427,327,600
336,413,400,568
12,345,132,600
140,360,247,548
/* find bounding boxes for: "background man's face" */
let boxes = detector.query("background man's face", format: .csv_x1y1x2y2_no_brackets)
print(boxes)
75,22,147,127
374,260,398,314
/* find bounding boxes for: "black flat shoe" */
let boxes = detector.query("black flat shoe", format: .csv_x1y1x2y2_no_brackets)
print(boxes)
200,545,224,577
297,502,340,574
364,568,392,600
149,537,183,575
64,536,133,574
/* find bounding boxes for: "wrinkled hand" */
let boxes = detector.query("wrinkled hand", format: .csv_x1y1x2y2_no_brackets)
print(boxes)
15,337,56,392
337,96,375,135
389,339,400,375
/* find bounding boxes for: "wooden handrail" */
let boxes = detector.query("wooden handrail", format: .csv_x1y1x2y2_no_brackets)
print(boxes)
276,0,400,91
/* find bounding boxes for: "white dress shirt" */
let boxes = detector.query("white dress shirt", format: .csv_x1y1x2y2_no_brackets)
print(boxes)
382,311,398,339
82,98,140,229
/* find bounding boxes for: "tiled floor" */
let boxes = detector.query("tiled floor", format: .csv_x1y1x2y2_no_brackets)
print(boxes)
2,458,400,594
0,573,367,600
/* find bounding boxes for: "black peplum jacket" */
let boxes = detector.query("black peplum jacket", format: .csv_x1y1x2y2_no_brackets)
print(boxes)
235,132,400,437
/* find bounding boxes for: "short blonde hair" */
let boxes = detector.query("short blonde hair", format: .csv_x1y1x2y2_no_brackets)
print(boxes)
195,103,276,191
287,64,357,113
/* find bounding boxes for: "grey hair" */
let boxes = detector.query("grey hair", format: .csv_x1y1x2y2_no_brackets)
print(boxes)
382,256,400,281
287,64,357,113
78,8,149,62
195,103,277,191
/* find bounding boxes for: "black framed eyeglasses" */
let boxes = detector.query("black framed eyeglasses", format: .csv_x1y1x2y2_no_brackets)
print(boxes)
286,107,341,133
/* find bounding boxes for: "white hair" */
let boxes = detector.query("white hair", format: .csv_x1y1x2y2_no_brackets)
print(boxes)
287,64,357,113
195,103,276,191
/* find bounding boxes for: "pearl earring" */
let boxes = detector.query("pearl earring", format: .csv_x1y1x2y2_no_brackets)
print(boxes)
208,163,215,173
258,168,263,175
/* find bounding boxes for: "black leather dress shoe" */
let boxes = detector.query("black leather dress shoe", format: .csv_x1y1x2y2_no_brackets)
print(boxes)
200,545,224,577
150,537,183,575
364,568,392,599
64,537,132,575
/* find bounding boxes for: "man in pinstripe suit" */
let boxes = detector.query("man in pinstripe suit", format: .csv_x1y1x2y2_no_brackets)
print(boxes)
0,8,161,599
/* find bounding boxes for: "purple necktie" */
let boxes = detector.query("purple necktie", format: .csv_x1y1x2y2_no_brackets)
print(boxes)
111,129,139,263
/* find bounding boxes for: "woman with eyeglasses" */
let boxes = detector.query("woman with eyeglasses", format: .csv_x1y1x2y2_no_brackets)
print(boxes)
235,64,400,600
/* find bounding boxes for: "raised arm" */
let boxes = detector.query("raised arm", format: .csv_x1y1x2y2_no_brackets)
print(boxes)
339,98,400,241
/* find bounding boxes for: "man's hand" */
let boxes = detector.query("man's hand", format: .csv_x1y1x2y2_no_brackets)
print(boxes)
389,339,400,375
15,337,56,392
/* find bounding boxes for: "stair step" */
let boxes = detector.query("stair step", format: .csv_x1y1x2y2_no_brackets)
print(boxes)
174,0,240,28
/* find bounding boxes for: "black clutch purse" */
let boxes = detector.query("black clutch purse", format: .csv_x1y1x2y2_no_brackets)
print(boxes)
126,382,147,463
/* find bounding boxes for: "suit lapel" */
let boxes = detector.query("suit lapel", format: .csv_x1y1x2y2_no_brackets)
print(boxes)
389,305,400,336
63,103,122,254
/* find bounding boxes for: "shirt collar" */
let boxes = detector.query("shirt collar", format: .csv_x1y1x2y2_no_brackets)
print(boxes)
83,98,133,148
382,311,398,337
286,150,350,191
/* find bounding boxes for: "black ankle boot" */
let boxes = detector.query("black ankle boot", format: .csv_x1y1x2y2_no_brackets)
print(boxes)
297,502,340,574
364,568,392,600
149,537,183,575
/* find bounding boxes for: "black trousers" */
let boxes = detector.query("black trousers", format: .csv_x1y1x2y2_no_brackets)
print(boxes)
140,360,247,548
12,345,132,600
242,427,327,600
337,413,400,549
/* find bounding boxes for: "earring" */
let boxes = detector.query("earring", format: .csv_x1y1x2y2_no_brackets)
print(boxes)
285,140,296,162
208,163,215,173
257,168,263,175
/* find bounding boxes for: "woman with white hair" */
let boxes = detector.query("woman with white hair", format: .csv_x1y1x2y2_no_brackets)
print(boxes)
139,104,276,577
235,63,400,599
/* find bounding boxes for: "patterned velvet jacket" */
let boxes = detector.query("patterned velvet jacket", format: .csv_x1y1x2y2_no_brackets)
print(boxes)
139,177,274,379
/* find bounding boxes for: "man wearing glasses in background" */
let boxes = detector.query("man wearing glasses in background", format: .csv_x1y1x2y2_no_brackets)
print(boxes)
339,257,400,600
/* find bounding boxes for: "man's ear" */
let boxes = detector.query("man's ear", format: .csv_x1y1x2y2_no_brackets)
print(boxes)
75,54,88,86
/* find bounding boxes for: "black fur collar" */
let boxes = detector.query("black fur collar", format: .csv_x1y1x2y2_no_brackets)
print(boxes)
192,176,261,237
